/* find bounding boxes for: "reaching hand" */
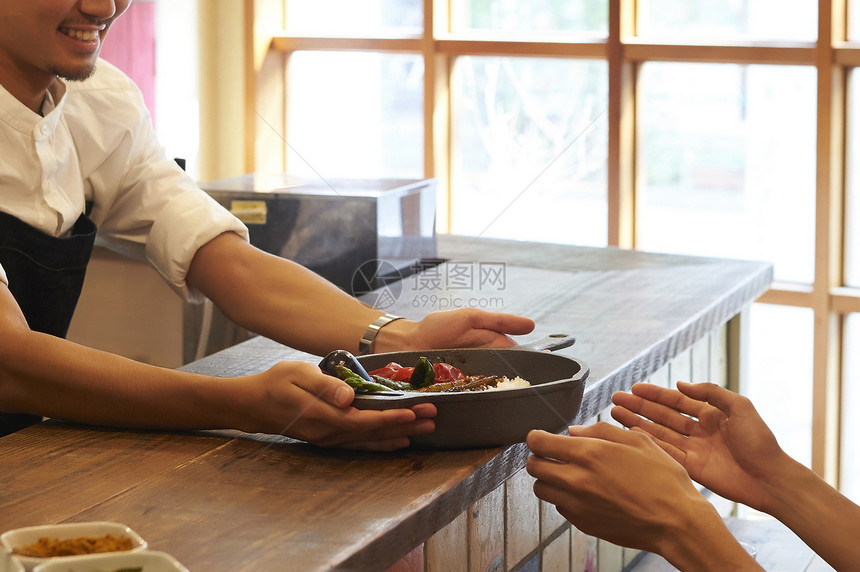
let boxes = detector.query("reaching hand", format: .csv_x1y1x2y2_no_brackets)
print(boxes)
611,381,787,511
382,308,536,352
527,424,708,551
526,424,761,570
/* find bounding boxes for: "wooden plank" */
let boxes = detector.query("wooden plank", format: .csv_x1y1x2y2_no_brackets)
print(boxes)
504,468,539,566
607,0,636,248
831,287,860,313
758,283,815,308
270,34,609,59
624,41,816,65
811,0,846,484
833,42,860,66
0,423,226,530
271,35,423,53
436,37,607,59
709,324,728,389
53,434,521,571
425,511,467,572
542,528,571,571
424,0,451,231
469,486,505,571
251,0,287,173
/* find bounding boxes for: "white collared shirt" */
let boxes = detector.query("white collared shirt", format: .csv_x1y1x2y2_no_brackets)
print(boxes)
0,59,248,301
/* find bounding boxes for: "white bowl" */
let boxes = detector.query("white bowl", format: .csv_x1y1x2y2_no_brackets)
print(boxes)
33,550,188,572
0,522,146,571
1,548,24,572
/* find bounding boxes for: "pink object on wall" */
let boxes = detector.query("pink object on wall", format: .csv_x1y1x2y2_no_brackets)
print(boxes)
99,1,157,125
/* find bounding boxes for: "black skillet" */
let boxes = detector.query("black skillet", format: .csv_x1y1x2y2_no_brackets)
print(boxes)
348,334,589,449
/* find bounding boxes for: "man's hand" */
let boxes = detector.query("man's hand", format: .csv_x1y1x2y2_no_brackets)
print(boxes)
232,361,436,451
376,308,536,353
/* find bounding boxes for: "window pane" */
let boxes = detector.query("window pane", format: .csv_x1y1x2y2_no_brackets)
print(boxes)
638,0,817,41
842,314,860,502
450,56,608,246
850,0,860,40
284,0,422,35
748,303,814,467
285,52,423,178
846,70,860,287
450,0,608,36
637,63,817,284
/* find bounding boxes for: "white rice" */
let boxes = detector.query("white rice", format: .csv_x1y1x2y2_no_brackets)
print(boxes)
488,376,531,391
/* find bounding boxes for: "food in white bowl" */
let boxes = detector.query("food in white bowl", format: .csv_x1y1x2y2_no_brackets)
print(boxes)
0,523,145,571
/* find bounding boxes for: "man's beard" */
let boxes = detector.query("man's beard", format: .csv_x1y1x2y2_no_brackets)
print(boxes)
49,60,98,82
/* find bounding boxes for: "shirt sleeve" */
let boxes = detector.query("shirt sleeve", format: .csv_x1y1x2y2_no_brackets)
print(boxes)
146,190,249,303
65,61,249,302
0,263,7,288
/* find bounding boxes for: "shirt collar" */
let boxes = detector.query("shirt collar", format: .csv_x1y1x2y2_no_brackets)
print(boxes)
41,77,67,115
0,76,67,134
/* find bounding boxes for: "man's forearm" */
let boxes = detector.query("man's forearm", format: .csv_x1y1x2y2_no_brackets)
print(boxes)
0,328,239,430
187,233,386,356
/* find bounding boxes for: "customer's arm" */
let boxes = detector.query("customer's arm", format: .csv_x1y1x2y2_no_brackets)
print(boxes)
526,424,762,571
612,381,860,571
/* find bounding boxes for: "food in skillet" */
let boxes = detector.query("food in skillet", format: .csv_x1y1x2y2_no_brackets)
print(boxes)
320,350,530,394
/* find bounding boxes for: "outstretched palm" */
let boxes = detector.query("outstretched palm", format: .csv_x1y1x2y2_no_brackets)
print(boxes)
611,382,786,512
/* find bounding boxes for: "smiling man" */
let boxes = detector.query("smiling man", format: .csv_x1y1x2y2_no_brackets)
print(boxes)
0,1,128,110
0,1,536,448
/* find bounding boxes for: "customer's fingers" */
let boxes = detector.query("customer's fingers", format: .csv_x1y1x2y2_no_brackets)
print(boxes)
676,381,752,419
630,382,710,417
610,404,687,446
611,391,698,436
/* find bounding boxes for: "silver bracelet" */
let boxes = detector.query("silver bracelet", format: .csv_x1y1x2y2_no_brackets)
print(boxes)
358,313,403,355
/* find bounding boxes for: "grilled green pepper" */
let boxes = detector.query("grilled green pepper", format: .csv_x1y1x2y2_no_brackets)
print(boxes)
334,365,394,393
409,357,435,389
371,375,412,391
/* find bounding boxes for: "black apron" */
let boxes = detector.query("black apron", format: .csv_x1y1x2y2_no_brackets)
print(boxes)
0,210,97,435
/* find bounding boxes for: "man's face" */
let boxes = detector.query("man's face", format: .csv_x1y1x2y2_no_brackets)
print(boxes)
0,0,131,93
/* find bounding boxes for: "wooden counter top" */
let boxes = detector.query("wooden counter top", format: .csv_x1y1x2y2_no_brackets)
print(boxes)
0,238,772,571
